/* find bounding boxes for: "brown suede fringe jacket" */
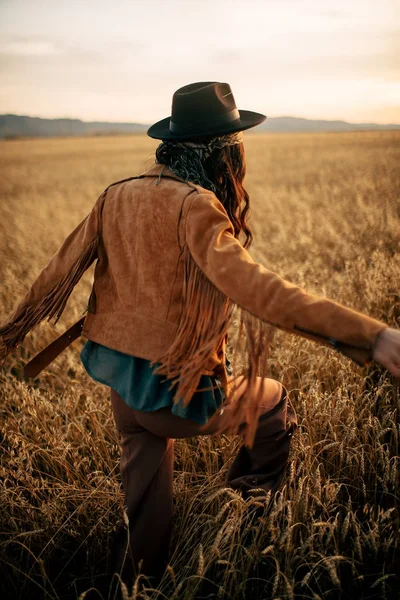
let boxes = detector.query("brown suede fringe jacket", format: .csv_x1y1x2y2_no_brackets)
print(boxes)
0,163,388,446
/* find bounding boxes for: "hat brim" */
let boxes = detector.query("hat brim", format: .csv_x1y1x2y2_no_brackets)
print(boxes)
147,110,267,140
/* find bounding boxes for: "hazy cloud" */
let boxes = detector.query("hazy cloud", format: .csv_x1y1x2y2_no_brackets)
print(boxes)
0,37,62,57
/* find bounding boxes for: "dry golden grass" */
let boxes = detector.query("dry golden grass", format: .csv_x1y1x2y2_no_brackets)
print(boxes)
0,131,399,600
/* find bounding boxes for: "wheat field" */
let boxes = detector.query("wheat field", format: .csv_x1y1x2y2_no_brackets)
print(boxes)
0,132,399,600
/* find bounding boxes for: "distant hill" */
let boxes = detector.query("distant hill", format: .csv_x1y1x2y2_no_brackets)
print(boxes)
0,114,399,139
258,116,400,133
0,114,148,139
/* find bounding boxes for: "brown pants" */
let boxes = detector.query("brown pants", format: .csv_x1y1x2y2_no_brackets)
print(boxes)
109,378,297,583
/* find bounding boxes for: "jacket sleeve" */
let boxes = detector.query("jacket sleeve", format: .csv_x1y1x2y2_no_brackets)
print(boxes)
0,190,106,361
185,191,387,366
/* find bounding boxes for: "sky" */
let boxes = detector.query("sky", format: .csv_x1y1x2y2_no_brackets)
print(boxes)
0,0,399,124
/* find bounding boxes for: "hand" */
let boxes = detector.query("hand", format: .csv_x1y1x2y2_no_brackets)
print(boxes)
372,327,400,378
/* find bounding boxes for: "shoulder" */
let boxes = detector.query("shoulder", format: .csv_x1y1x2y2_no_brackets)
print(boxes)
104,172,198,196
184,188,234,236
104,175,143,194
185,185,228,216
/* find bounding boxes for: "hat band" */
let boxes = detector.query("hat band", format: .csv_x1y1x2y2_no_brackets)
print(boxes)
169,108,240,134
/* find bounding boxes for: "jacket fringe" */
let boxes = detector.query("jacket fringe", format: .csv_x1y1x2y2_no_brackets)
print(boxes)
0,237,98,363
152,247,275,448
152,247,235,403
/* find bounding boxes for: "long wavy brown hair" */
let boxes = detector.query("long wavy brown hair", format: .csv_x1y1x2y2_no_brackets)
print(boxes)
155,141,253,250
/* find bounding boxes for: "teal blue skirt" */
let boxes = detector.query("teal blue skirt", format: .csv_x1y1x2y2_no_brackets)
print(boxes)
80,340,232,425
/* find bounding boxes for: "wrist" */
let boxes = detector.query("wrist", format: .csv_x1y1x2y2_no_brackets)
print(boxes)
371,326,389,361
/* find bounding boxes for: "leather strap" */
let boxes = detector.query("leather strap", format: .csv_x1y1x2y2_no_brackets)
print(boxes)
23,317,85,378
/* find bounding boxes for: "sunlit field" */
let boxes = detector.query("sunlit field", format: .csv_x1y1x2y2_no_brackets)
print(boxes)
1,132,399,600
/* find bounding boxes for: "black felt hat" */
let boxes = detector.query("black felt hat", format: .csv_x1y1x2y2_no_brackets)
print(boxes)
147,81,266,141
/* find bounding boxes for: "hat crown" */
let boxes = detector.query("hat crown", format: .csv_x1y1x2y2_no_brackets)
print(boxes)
170,82,239,133
173,82,236,110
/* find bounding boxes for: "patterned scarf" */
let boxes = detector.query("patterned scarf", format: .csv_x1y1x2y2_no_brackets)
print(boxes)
155,131,243,192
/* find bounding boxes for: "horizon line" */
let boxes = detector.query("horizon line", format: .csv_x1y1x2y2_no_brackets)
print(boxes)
2,112,400,127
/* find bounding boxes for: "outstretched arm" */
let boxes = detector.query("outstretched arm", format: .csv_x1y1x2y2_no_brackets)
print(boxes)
0,190,106,362
185,191,391,370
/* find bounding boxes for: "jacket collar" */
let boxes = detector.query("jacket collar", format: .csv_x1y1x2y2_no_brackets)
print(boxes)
140,163,188,184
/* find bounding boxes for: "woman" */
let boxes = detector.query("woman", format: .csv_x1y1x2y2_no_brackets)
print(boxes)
0,82,399,586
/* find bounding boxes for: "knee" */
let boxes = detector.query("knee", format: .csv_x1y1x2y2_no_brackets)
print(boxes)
257,378,286,417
